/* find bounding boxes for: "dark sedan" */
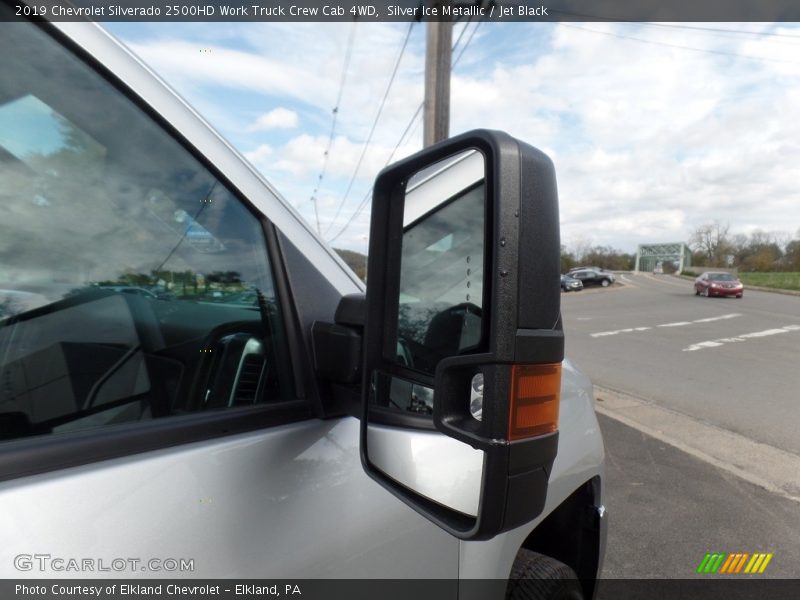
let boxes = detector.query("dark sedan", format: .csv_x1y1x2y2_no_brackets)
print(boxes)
694,272,744,298
561,274,584,292
570,269,616,288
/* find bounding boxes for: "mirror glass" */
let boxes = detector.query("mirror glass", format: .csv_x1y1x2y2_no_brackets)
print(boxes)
366,150,487,518
395,149,487,377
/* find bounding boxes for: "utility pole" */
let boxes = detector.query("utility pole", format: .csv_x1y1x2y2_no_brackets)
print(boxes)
423,4,452,147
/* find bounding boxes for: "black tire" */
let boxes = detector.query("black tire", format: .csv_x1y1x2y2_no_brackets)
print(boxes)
600,279,610,287
694,287,700,296
506,550,584,600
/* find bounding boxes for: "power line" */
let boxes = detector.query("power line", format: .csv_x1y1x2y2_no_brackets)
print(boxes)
380,19,477,168
451,17,472,57
326,186,372,245
326,20,482,245
562,24,800,66
542,1,800,37
454,18,482,67
390,105,423,164
639,22,800,42
323,21,416,237
307,22,357,234
326,99,423,245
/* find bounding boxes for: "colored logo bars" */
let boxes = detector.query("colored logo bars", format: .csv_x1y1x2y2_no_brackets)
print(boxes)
697,552,774,574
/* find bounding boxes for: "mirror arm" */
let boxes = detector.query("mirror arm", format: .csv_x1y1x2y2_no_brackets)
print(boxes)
311,293,366,385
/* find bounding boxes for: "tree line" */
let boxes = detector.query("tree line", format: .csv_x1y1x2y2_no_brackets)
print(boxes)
336,223,800,281
689,222,800,272
560,244,635,273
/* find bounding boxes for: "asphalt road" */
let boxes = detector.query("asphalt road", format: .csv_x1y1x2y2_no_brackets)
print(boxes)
599,414,800,579
560,274,800,583
561,273,800,455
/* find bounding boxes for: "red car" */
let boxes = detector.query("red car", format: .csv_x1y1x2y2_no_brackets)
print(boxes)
694,272,744,298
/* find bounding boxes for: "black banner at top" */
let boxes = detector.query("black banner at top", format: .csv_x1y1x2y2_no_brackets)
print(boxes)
5,0,800,22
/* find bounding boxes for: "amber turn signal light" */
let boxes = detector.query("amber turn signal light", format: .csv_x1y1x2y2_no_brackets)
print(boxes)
508,363,562,441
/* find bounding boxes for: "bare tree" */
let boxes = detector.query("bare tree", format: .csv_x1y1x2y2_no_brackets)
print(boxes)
569,235,594,264
771,231,793,253
689,221,732,267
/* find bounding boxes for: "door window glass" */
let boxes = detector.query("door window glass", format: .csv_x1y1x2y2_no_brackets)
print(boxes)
0,22,293,442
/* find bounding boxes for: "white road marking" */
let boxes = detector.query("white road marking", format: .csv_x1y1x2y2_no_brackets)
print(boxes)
683,324,800,352
693,313,742,323
591,313,742,338
591,327,652,338
684,340,724,350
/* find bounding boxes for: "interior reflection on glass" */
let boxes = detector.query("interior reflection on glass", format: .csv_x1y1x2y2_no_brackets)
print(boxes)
0,75,272,320
395,150,486,377
0,88,271,314
390,377,434,415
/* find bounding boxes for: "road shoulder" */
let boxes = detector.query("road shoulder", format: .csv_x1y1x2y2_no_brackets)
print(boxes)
594,386,800,503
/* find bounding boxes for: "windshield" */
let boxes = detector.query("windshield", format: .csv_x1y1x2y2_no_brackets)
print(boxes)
708,273,736,281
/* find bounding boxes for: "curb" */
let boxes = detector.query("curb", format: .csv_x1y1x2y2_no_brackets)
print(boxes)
594,385,800,503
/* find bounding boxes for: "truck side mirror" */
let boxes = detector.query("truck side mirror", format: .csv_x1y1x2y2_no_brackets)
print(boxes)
360,130,564,540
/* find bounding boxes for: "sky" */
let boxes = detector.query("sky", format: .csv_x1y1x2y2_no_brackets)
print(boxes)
104,20,800,255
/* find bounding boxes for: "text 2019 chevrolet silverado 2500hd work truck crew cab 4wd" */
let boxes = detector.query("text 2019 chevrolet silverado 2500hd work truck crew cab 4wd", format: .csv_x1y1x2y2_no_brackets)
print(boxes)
0,3,606,598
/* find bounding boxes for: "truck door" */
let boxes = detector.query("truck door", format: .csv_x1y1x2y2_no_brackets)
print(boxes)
0,10,458,579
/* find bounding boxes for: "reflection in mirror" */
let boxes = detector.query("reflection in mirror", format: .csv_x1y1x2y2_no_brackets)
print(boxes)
365,148,488,523
367,421,484,517
370,370,483,517
395,150,486,377
389,375,434,415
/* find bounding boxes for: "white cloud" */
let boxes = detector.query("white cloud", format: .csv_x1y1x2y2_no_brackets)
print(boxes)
267,133,418,179
124,38,326,105
245,132,419,250
112,21,800,254
122,23,425,141
443,22,800,250
243,144,274,170
249,108,299,131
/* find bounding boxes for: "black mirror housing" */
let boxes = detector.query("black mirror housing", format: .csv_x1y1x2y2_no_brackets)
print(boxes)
361,130,564,540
